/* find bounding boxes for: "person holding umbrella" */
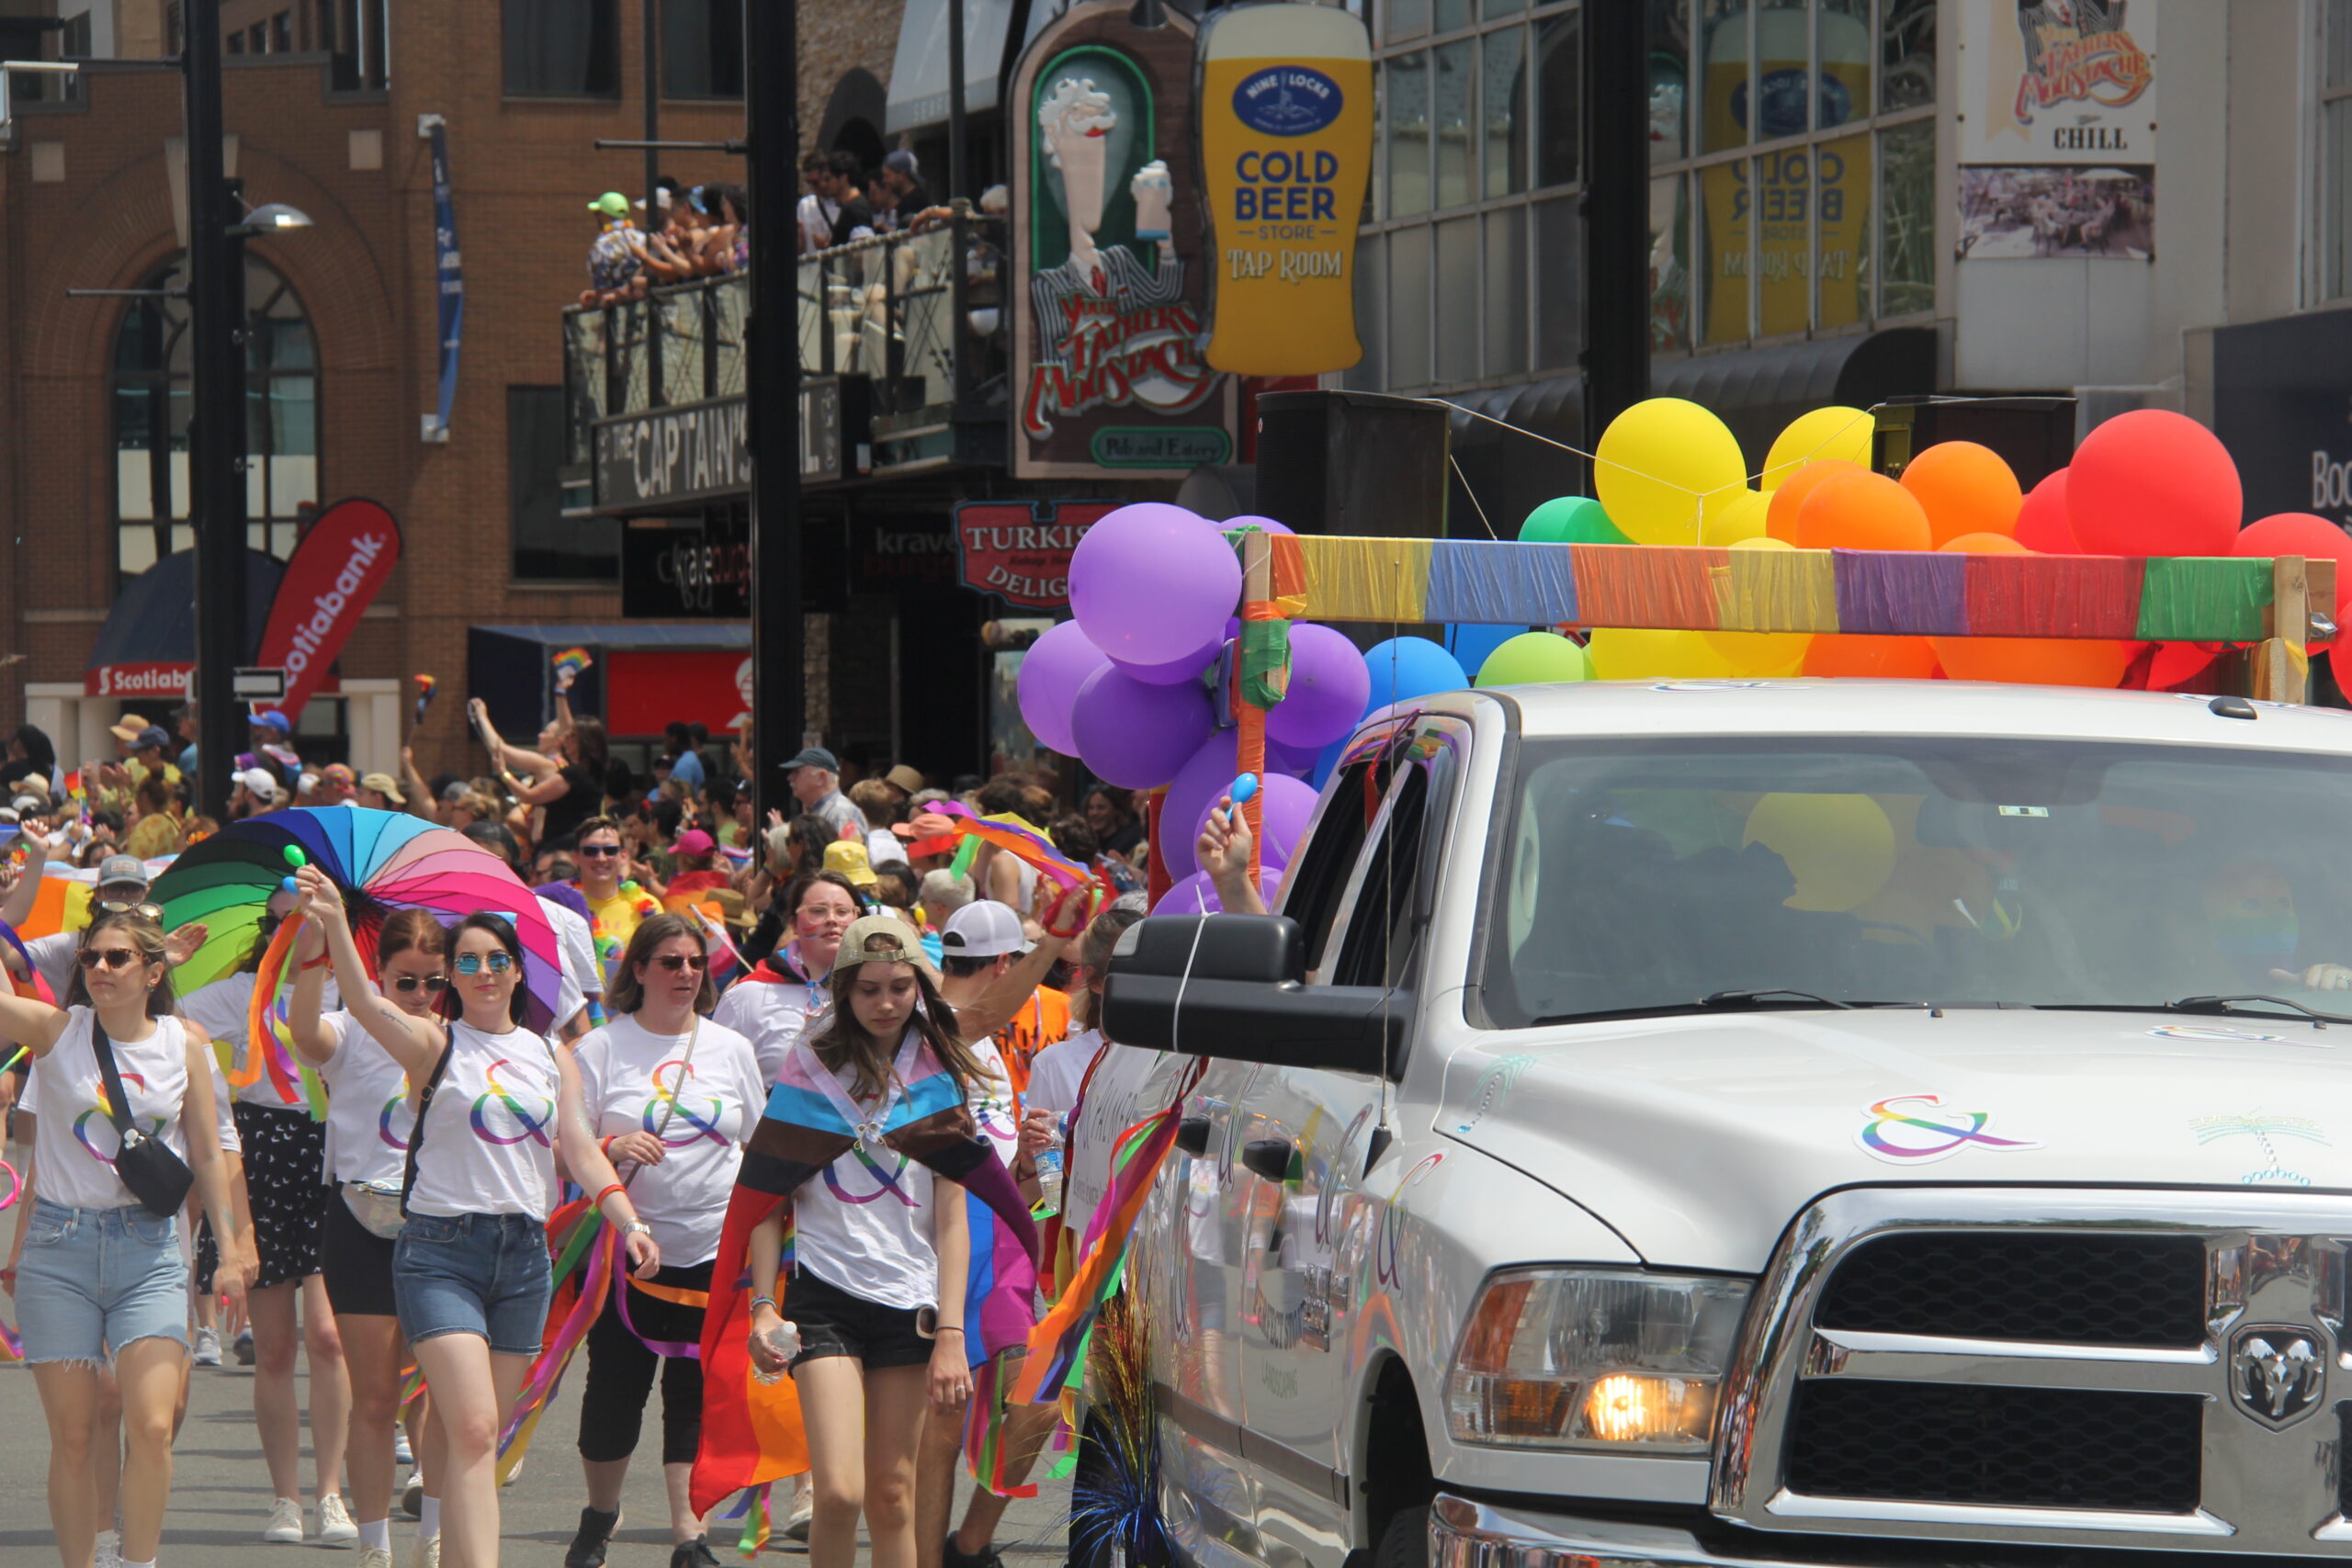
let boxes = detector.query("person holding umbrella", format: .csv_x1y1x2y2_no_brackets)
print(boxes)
293,866,661,1568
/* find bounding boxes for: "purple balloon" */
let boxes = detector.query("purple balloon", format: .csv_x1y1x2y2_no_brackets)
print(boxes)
1268,624,1372,750
1157,729,1240,882
1154,863,1287,916
1190,771,1317,866
1070,665,1215,790
1016,621,1111,756
1069,503,1242,668
1111,634,1225,687
1265,737,1323,776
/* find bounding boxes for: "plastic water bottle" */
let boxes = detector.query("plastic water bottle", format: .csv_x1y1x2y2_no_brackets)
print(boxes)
1034,1112,1069,1213
751,1319,801,1385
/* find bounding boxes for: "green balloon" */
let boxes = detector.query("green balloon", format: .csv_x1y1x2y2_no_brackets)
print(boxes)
1476,632,1592,688
1518,495,1627,546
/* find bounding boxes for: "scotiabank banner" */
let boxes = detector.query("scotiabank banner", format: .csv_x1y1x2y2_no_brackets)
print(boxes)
253,498,402,717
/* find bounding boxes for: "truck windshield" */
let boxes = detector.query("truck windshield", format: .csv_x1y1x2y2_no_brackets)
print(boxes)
1482,735,2352,1027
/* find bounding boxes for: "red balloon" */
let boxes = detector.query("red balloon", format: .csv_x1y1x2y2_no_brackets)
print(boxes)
2146,642,2219,689
2067,410,2242,558
2012,470,2080,554
2233,512,2352,629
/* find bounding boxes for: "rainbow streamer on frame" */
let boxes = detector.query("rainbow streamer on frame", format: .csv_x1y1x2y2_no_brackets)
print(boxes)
0,919,54,1005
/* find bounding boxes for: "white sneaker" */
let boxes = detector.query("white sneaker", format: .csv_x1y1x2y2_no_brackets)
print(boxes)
264,1496,306,1543
785,1472,814,1541
318,1494,358,1545
409,1537,442,1568
191,1326,221,1366
95,1529,121,1568
394,1430,413,1465
358,1550,394,1568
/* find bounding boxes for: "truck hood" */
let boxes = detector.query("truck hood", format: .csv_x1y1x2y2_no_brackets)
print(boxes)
1437,1006,2352,1274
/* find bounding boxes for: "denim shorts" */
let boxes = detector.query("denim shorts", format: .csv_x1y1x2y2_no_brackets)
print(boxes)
16,1199,188,1366
392,1212,552,1357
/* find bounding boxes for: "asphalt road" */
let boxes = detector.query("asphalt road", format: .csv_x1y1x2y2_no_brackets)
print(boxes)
0,1349,1072,1566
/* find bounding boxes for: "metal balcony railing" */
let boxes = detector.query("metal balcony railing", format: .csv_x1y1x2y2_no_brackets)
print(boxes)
560,215,1010,475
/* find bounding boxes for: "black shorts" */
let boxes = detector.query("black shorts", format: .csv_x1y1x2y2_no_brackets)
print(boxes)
786,1268,933,1371
321,1190,400,1317
232,1101,332,1289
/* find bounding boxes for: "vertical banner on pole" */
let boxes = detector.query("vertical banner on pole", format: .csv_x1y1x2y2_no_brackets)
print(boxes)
423,116,462,443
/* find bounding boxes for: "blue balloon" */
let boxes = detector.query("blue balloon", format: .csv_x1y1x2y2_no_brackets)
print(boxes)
1308,736,1346,791
1443,624,1530,677
1360,637,1467,716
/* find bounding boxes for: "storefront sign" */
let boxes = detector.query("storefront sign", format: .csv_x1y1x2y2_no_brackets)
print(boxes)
955,500,1119,609
1010,0,1235,479
605,649,753,736
1199,4,1374,377
85,662,192,700
251,497,402,719
594,396,750,511
856,520,959,592
2213,310,2352,528
1957,0,2157,260
621,517,752,619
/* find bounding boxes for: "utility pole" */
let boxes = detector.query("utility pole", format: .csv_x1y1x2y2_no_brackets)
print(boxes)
643,0,662,406
745,0,800,827
185,0,244,820
1582,0,1650,457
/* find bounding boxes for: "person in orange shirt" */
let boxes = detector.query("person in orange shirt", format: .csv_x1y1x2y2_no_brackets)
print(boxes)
934,901,1069,1098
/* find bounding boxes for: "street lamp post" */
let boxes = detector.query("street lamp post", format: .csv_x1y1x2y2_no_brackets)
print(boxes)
745,0,800,828
184,0,243,820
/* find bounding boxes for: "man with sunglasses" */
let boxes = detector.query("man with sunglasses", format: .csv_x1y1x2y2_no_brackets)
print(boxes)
0,850,207,999
571,818,656,988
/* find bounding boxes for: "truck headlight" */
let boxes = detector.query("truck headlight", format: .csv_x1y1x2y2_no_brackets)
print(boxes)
1444,1269,1752,1452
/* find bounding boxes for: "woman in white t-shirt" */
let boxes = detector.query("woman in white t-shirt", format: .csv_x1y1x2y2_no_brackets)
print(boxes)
0,910,251,1568
295,867,660,1568
287,902,448,1568
567,913,762,1568
743,917,985,1568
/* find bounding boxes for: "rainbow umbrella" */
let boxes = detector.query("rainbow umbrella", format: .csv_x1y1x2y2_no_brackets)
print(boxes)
152,806,564,1032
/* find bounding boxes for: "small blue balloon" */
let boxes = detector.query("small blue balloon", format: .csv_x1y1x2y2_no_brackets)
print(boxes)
1228,773,1260,806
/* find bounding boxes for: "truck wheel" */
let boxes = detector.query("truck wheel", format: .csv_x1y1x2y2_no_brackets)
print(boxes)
1374,1505,1430,1568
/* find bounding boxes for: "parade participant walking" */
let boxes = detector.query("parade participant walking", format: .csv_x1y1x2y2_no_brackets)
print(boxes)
717,870,864,1082
571,817,661,989
287,904,451,1568
0,910,252,1568
567,915,763,1568
742,917,980,1568
296,869,661,1568
936,901,1069,1097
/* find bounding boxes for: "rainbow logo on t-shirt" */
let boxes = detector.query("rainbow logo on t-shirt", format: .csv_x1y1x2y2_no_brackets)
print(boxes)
469,1061,554,1147
643,1059,729,1147
73,1075,167,1166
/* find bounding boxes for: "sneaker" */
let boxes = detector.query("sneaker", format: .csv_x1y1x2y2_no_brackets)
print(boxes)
671,1540,722,1568
563,1506,621,1568
394,1430,413,1465
409,1540,441,1568
784,1474,813,1542
944,1536,1004,1568
233,1328,256,1366
191,1327,222,1367
358,1550,394,1568
318,1494,358,1545
264,1496,306,1542
401,1472,424,1518
95,1529,121,1568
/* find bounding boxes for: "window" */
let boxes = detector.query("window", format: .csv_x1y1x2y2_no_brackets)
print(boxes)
662,0,743,99
111,255,319,580
323,0,390,92
272,11,292,52
2324,1,2352,299
510,386,618,581
503,0,618,96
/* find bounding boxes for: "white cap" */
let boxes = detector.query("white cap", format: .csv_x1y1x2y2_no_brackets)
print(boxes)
940,898,1028,958
234,766,281,799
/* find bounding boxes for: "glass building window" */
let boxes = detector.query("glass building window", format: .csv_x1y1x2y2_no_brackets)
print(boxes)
111,255,318,581
510,387,618,581
503,0,618,96
2324,1,2352,300
662,0,743,99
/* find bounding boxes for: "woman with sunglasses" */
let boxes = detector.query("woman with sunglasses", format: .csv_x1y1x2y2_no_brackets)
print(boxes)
287,904,451,1568
0,910,251,1568
718,870,864,1084
295,867,659,1568
564,914,762,1568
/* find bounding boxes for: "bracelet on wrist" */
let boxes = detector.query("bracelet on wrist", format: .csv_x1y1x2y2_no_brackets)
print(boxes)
749,1293,777,1314
591,1181,625,1212
934,1325,964,1335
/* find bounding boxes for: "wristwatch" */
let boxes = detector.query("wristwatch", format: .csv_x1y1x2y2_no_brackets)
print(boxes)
621,1220,653,1240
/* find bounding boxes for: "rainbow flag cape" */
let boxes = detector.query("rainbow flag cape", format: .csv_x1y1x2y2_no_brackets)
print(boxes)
689,1036,1040,1517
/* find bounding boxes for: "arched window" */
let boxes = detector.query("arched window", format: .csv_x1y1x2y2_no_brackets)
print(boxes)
111,253,319,578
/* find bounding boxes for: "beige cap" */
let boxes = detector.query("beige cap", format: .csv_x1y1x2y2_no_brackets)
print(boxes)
828,913,939,979
108,713,152,745
884,764,924,795
357,771,406,805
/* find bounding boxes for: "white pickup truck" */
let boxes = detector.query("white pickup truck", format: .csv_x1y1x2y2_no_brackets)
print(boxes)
1085,677,2352,1568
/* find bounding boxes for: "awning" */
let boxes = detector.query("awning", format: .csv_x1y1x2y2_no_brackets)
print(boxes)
85,547,285,700
885,0,1057,132
468,622,750,742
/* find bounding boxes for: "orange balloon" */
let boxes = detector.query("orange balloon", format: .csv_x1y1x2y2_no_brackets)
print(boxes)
1939,531,2030,555
1803,634,1939,678
1900,441,2024,547
1796,471,1933,553
1766,459,1868,544
1931,635,2138,688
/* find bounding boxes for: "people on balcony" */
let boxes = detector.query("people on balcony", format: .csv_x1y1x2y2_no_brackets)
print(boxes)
579,191,644,309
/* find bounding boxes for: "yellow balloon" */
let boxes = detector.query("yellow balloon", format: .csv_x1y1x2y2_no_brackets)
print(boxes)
1595,397,1750,546
1702,536,1814,671
1585,627,1736,681
1760,405,1873,491
1743,793,1897,912
1701,489,1770,547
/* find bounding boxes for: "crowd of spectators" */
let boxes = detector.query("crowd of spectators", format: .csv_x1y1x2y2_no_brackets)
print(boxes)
578,177,752,310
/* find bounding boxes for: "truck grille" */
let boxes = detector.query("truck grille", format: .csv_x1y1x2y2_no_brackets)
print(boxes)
1785,1379,2203,1513
1711,1190,2352,1557
1815,1232,2208,1347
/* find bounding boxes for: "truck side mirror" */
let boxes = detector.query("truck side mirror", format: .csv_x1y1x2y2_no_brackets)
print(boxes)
1103,914,1404,1076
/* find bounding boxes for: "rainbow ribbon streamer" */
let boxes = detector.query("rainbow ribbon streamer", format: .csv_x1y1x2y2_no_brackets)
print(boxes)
718,1483,773,1559
495,1197,609,1483
0,919,54,1005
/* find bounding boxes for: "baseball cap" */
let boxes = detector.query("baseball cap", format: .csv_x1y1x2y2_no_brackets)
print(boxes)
132,726,172,752
884,149,919,177
96,854,148,891
9,794,44,816
322,762,356,787
108,713,152,745
253,709,291,736
673,828,717,857
884,764,924,795
784,746,839,774
589,191,630,217
234,765,281,798
822,840,878,887
359,771,406,805
941,899,1028,959
828,913,938,979
440,779,470,804
633,189,674,210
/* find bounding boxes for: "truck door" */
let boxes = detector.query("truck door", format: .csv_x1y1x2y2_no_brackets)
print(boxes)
1239,719,1462,1566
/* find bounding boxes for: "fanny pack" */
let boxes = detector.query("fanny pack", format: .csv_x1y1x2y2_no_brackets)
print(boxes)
342,1179,406,1240
93,1017,195,1220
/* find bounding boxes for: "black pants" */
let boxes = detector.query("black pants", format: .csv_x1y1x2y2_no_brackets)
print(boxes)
577,1259,712,1466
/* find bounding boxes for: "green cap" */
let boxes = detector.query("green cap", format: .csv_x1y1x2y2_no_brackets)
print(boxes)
588,191,630,218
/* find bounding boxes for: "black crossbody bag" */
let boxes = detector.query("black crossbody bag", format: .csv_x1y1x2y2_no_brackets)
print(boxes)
91,1019,196,1219
399,1037,455,1220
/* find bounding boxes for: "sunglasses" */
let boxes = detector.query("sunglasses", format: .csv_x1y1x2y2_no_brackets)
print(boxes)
390,975,449,996
77,947,149,972
454,952,514,976
578,844,624,859
96,898,162,921
650,953,707,974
